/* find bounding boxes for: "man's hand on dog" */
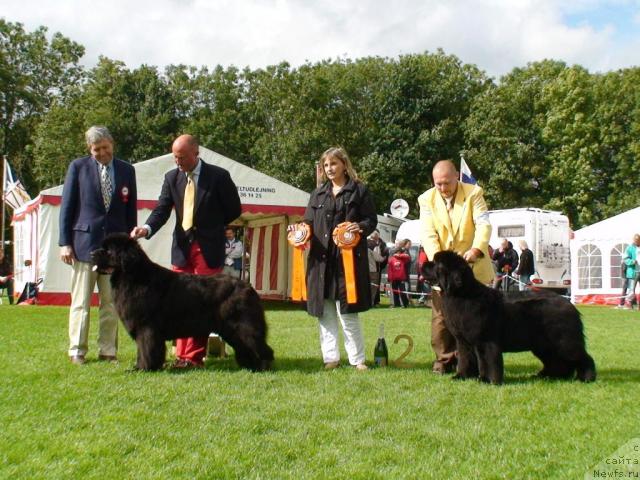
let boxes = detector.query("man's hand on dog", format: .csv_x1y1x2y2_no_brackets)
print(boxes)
462,248,483,264
130,226,150,239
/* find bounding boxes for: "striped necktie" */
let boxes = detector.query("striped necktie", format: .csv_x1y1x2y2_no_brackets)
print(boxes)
182,171,195,231
100,164,112,210
446,197,454,213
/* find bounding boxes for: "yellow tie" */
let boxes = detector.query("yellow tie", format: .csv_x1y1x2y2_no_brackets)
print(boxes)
182,172,195,231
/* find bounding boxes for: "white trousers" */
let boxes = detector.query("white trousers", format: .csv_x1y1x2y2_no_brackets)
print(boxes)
318,299,365,365
68,260,118,357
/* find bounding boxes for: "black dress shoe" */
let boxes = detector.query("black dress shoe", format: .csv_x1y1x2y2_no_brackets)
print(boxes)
98,354,118,362
170,359,203,370
432,361,456,374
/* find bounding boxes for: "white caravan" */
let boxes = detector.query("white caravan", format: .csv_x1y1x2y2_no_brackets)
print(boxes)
488,208,571,293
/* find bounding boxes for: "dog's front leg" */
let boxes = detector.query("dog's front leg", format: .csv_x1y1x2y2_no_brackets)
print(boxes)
453,340,478,380
135,327,166,371
476,342,503,385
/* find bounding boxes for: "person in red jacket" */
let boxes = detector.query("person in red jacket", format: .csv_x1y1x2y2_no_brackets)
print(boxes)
388,248,410,307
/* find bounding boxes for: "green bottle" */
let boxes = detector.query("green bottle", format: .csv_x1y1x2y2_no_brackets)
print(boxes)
374,323,388,367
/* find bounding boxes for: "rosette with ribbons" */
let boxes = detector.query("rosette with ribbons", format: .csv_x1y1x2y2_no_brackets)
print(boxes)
332,222,361,304
287,223,311,301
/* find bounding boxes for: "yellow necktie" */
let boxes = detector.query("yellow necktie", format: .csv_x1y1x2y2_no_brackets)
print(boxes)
182,172,195,231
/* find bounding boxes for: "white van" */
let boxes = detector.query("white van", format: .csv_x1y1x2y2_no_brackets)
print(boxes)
376,214,405,244
488,208,571,293
393,208,572,294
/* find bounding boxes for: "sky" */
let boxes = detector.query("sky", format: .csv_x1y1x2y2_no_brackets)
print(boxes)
1,0,639,78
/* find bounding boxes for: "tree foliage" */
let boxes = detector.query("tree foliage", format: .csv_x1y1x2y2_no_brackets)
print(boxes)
3,19,640,228
0,19,84,186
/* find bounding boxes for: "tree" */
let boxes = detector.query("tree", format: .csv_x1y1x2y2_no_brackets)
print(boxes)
0,20,84,189
593,68,640,217
33,58,180,189
361,51,489,215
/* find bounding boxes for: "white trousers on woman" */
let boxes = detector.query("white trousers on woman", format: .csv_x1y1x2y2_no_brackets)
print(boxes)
318,299,365,365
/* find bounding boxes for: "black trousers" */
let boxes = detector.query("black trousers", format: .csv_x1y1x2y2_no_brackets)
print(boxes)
0,279,14,305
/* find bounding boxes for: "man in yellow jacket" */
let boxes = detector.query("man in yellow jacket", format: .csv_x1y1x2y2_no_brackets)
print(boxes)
418,160,493,374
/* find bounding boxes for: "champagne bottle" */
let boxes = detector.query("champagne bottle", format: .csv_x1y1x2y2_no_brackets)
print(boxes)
374,323,389,367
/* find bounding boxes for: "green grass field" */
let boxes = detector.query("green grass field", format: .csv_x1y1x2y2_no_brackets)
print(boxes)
0,302,638,479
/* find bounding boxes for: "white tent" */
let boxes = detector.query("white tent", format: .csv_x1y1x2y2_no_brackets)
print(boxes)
570,206,640,305
12,147,309,304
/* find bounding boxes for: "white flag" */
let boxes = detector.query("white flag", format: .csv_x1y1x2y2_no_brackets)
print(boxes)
460,156,477,185
3,159,31,209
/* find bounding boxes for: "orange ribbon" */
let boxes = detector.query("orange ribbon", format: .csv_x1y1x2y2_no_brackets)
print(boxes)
332,222,361,304
287,223,311,301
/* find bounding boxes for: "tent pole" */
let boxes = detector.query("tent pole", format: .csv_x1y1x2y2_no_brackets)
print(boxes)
1,155,6,249
241,223,247,281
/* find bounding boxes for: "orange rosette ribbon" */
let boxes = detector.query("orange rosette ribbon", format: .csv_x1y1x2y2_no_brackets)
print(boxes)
332,222,361,304
287,223,311,301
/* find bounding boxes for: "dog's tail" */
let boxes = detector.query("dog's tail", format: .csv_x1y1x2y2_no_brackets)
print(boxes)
575,353,596,382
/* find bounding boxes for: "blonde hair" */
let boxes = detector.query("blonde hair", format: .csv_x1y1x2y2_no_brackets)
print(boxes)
519,240,528,250
319,147,358,183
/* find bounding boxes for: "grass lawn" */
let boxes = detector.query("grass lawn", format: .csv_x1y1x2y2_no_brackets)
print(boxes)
0,301,638,479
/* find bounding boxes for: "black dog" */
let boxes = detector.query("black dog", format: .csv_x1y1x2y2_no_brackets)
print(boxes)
422,250,596,384
91,233,274,372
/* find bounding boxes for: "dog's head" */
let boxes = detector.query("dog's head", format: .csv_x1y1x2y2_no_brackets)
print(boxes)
91,233,145,274
421,250,476,295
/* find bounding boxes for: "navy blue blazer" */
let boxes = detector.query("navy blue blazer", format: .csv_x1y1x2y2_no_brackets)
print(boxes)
59,156,138,262
145,161,241,269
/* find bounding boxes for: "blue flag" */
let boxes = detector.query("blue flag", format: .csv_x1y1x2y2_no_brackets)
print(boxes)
460,157,477,185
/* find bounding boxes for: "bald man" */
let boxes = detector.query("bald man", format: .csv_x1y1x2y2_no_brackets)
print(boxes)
131,135,241,367
418,160,493,374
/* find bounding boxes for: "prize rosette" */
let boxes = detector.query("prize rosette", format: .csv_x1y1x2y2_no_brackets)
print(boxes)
287,223,311,301
332,222,361,304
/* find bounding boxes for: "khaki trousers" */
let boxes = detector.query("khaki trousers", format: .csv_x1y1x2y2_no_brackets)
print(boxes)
430,289,457,366
68,261,118,357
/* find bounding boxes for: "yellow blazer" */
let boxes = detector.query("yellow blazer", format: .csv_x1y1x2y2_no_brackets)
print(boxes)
418,181,494,284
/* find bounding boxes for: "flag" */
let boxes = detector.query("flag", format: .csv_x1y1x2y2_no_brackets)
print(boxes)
460,156,477,185
3,159,31,209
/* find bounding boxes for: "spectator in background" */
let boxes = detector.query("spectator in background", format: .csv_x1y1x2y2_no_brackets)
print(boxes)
401,238,413,304
224,227,244,279
367,239,385,306
387,246,410,308
390,238,403,255
416,246,431,305
0,249,14,305
367,229,388,305
515,240,535,290
492,239,519,291
617,234,640,310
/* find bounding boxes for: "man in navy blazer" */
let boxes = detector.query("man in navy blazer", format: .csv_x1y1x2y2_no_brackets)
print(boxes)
59,126,137,365
131,134,241,367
